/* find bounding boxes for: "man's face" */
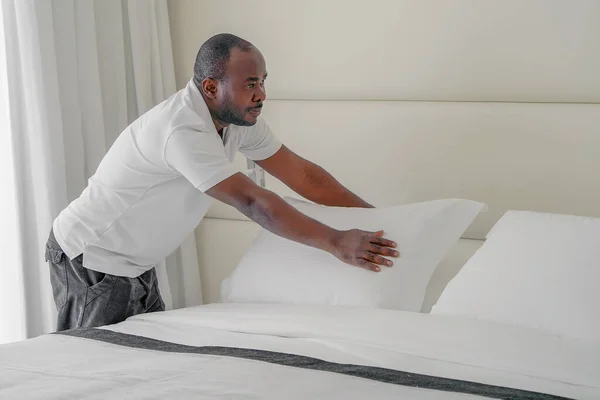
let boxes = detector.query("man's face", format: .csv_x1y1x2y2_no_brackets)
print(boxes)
214,48,267,126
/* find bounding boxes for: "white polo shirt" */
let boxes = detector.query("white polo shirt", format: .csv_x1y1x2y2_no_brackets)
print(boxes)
53,78,282,277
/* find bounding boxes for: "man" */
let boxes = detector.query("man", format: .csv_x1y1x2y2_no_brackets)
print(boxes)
45,33,399,331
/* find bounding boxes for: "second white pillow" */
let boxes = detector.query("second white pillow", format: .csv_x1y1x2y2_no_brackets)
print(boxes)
431,210,600,344
221,197,485,311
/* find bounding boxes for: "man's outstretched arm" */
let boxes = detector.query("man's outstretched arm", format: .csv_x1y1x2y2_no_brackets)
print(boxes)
256,145,374,208
205,173,398,272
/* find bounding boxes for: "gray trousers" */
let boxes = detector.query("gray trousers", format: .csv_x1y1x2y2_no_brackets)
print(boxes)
45,230,165,331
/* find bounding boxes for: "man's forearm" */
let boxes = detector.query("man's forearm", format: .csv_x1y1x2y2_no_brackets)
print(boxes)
296,162,374,208
238,190,341,253
206,171,397,271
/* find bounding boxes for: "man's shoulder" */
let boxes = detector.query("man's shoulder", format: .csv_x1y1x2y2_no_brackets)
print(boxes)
131,96,213,140
157,91,216,136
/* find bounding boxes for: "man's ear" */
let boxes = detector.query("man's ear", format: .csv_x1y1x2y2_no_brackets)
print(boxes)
201,78,218,99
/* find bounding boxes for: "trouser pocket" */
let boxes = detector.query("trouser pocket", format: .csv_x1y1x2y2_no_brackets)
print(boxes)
131,268,165,314
46,245,68,311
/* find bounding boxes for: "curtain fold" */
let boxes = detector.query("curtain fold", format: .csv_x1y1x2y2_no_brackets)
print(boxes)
0,0,202,344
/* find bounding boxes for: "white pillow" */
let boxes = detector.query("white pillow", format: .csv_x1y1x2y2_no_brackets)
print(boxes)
220,197,485,311
432,210,600,345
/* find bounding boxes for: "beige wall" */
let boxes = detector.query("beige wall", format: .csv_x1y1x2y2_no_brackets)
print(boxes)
167,0,600,102
166,0,600,304
167,0,198,90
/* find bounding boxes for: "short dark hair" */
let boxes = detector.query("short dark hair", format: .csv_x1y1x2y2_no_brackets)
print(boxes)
193,33,253,83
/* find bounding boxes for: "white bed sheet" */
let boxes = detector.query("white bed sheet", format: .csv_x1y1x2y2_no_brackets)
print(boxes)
1,303,598,399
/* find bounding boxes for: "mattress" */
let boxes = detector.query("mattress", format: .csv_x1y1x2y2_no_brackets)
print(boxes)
1,303,598,399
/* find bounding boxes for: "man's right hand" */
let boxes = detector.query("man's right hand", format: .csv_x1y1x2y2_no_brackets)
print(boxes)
330,229,399,272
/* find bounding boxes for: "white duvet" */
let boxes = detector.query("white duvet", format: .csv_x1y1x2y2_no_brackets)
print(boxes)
1,303,598,399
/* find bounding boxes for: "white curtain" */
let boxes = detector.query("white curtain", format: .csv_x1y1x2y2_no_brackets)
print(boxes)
0,0,202,344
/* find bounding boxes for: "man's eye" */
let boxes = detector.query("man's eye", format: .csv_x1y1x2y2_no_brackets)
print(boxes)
247,83,255,89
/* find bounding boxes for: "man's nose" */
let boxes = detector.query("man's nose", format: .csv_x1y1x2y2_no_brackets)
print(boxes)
253,84,266,102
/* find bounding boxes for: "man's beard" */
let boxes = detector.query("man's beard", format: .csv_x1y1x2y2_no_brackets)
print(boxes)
214,95,259,127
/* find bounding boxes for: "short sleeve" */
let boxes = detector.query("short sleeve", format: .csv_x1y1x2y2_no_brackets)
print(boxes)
165,129,237,192
238,118,282,161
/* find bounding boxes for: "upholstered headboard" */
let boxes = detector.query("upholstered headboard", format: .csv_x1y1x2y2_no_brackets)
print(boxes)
167,0,600,308
195,100,599,309
208,100,600,239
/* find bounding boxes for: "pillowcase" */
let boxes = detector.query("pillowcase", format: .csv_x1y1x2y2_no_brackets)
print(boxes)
431,210,600,345
220,197,485,311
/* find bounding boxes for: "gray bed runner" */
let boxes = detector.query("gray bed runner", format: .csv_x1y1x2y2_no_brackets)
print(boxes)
56,328,573,400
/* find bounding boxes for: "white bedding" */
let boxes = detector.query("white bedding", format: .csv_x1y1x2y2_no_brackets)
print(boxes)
1,303,598,399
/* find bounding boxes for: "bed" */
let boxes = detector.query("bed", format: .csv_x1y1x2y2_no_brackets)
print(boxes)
2,302,598,400
2,98,599,399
